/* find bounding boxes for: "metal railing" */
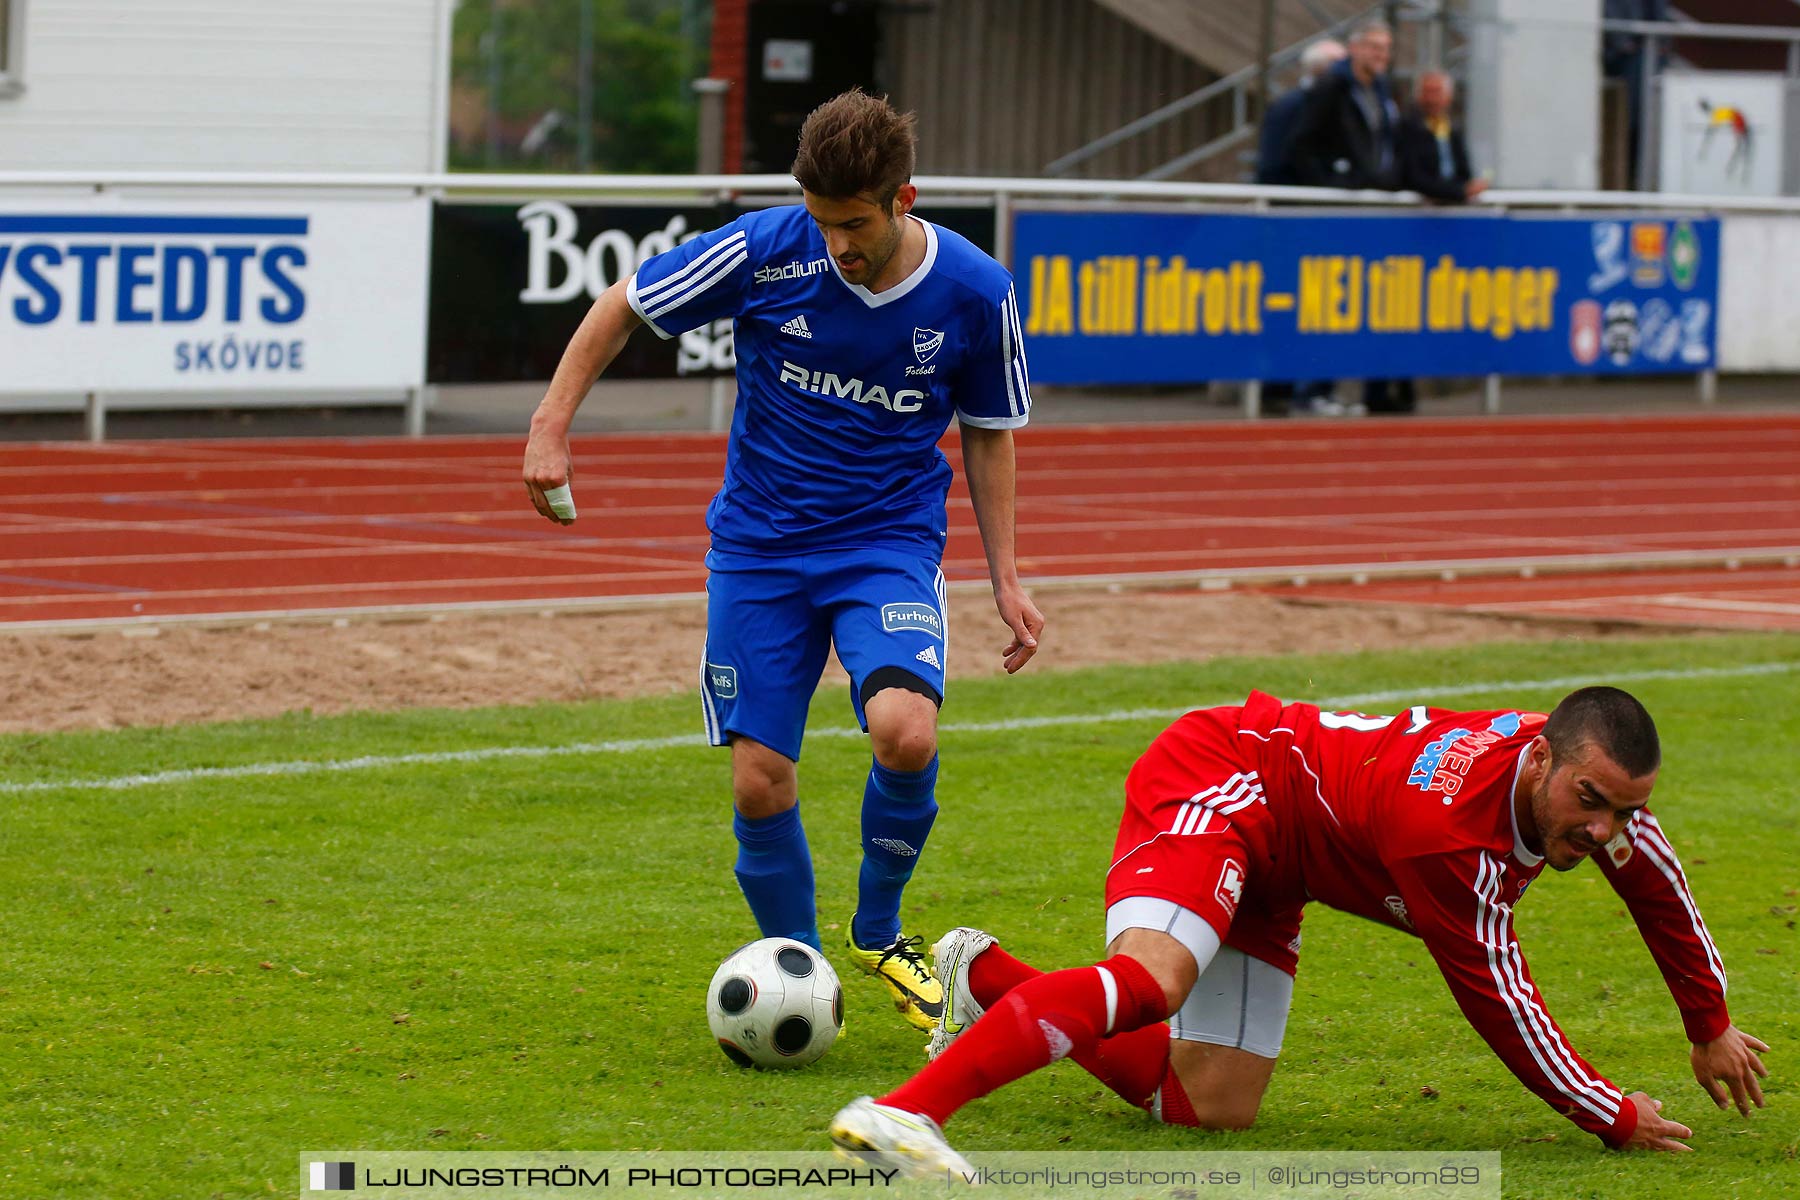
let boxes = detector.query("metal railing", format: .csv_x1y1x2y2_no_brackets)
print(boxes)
5,170,1798,435
1046,1,1447,182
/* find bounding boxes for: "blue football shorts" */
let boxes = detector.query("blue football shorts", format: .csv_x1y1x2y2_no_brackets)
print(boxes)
699,546,949,762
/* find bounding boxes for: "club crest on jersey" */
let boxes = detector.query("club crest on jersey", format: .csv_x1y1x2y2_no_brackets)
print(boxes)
912,327,944,363
1604,830,1634,868
1215,859,1245,918
881,602,942,638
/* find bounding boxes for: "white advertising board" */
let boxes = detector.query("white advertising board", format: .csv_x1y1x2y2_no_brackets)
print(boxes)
1658,72,1787,198
1718,214,1800,371
0,196,430,393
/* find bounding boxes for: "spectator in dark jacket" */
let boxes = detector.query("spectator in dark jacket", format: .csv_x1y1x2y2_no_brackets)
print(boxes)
1361,70,1489,416
1256,39,1347,186
1397,70,1490,203
1290,21,1401,191
1256,39,1349,415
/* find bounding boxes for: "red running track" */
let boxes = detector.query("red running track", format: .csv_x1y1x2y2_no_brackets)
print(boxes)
0,412,1797,629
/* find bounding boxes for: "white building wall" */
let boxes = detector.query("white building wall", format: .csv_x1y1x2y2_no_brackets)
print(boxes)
1466,0,1601,190
0,0,450,172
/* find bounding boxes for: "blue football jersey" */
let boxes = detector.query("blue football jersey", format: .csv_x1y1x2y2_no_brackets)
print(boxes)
625,205,1031,556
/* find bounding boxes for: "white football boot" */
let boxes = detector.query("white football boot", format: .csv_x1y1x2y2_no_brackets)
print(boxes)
829,1095,975,1180
925,927,997,1061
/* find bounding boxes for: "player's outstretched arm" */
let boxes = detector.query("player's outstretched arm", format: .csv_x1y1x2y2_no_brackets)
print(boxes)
958,423,1044,673
523,279,644,525
1619,1092,1693,1152
1690,1024,1769,1116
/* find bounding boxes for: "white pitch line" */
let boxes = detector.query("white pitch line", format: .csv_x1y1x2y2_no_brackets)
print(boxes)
3,661,1793,797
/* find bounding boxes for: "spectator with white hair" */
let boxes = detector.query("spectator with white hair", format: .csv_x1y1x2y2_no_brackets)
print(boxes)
1255,38,1347,186
1398,70,1489,204
1255,38,1349,416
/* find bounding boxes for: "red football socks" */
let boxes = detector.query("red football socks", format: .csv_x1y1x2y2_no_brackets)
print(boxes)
881,951,1172,1127
967,942,1039,1005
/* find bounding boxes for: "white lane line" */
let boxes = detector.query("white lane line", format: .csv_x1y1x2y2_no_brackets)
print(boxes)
3,661,1792,797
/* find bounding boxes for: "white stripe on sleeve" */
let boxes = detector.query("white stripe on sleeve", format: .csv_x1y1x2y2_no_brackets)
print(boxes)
1475,854,1622,1123
646,245,749,321
1630,812,1729,997
636,230,747,307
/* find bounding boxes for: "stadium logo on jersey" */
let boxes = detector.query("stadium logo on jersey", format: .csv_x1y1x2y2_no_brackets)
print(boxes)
881,602,942,637
912,327,945,364
754,256,829,285
779,360,926,413
1215,859,1245,918
914,645,941,670
705,661,739,699
779,314,813,339
1384,895,1414,930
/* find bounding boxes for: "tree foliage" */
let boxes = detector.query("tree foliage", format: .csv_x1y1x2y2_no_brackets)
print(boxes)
451,0,701,173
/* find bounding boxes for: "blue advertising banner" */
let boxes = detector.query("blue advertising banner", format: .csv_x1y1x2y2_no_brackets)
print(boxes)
1014,210,1719,384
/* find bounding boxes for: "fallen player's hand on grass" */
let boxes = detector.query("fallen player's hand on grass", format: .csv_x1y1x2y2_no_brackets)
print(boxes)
1690,1024,1769,1116
1623,1092,1693,1152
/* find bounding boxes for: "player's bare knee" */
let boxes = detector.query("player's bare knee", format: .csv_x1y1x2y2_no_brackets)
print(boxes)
1107,928,1199,1017
871,725,937,772
730,741,798,817
865,691,939,772
1189,1101,1259,1132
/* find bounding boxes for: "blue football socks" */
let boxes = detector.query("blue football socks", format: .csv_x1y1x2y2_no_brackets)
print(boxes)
853,755,940,950
732,803,819,951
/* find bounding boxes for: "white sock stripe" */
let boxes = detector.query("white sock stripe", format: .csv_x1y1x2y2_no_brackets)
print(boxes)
635,230,747,304
1096,965,1119,1036
1630,814,1730,995
1476,854,1621,1122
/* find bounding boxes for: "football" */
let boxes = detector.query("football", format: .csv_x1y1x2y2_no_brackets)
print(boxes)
706,937,843,1069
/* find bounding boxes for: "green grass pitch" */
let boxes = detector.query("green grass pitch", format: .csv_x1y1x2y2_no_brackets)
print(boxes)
2,632,1795,1198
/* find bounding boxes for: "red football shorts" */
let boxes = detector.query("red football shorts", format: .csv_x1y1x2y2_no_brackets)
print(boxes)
1104,705,1302,976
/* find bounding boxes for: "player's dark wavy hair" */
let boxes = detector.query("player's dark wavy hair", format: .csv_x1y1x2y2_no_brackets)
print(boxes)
1543,686,1661,778
792,89,917,209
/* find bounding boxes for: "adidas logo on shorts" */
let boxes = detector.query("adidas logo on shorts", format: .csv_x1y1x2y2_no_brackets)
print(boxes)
780,314,813,339
914,645,941,669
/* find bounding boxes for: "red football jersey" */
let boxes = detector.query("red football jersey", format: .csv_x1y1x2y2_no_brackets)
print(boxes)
1130,690,1732,1146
